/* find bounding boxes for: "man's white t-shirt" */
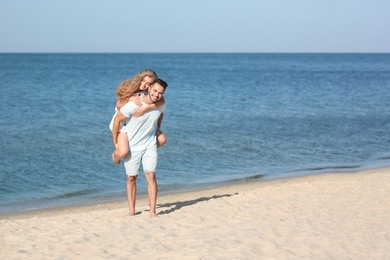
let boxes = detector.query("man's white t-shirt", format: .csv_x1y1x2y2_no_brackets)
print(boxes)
120,100,166,152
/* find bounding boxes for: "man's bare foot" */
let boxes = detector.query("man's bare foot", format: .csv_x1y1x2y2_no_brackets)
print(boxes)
124,211,136,217
128,209,136,216
150,212,158,218
112,153,120,164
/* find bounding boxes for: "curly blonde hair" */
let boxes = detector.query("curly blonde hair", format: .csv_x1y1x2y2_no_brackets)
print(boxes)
116,70,158,103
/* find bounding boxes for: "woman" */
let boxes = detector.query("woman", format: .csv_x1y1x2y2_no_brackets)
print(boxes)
109,70,167,164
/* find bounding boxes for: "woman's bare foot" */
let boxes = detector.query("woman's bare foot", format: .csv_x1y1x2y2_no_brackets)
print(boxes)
112,152,120,164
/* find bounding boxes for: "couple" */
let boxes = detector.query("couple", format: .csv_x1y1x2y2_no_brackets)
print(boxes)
110,70,167,218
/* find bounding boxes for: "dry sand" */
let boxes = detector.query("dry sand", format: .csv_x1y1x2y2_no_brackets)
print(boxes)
1,167,390,259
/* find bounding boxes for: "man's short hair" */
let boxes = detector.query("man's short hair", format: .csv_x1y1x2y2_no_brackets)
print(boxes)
156,78,168,89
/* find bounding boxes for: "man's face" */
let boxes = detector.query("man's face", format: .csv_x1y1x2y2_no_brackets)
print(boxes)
148,83,165,103
140,76,154,91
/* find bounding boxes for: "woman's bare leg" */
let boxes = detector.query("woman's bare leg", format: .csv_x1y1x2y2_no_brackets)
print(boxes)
156,128,167,148
112,133,129,164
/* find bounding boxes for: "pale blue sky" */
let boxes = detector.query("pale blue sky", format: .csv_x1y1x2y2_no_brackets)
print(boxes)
1,0,389,53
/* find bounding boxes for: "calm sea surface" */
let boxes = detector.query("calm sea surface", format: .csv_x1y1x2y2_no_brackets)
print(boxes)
1,53,390,214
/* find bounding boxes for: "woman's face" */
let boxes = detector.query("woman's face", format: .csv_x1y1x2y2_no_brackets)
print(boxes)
139,76,154,91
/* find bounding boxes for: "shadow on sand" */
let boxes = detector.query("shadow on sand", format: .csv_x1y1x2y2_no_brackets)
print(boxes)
156,193,239,215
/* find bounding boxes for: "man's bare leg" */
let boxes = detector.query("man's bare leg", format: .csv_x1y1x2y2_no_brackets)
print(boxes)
144,171,158,218
126,175,137,216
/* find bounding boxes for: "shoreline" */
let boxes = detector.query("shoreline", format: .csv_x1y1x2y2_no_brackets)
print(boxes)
0,164,388,219
1,167,390,258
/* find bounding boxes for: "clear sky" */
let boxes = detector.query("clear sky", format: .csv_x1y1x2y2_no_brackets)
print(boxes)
1,0,389,53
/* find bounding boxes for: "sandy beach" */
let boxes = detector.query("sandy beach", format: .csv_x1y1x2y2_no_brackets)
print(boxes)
1,168,389,259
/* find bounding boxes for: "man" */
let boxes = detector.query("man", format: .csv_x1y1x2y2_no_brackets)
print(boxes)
112,78,167,218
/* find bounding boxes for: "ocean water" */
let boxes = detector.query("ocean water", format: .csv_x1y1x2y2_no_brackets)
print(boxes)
1,53,390,214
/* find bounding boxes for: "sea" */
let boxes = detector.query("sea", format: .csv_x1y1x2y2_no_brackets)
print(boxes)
1,53,390,215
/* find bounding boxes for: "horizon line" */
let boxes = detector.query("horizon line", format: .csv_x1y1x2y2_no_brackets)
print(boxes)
1,51,389,54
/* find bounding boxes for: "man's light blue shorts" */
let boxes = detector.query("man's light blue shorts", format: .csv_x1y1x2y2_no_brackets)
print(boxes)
123,146,158,176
